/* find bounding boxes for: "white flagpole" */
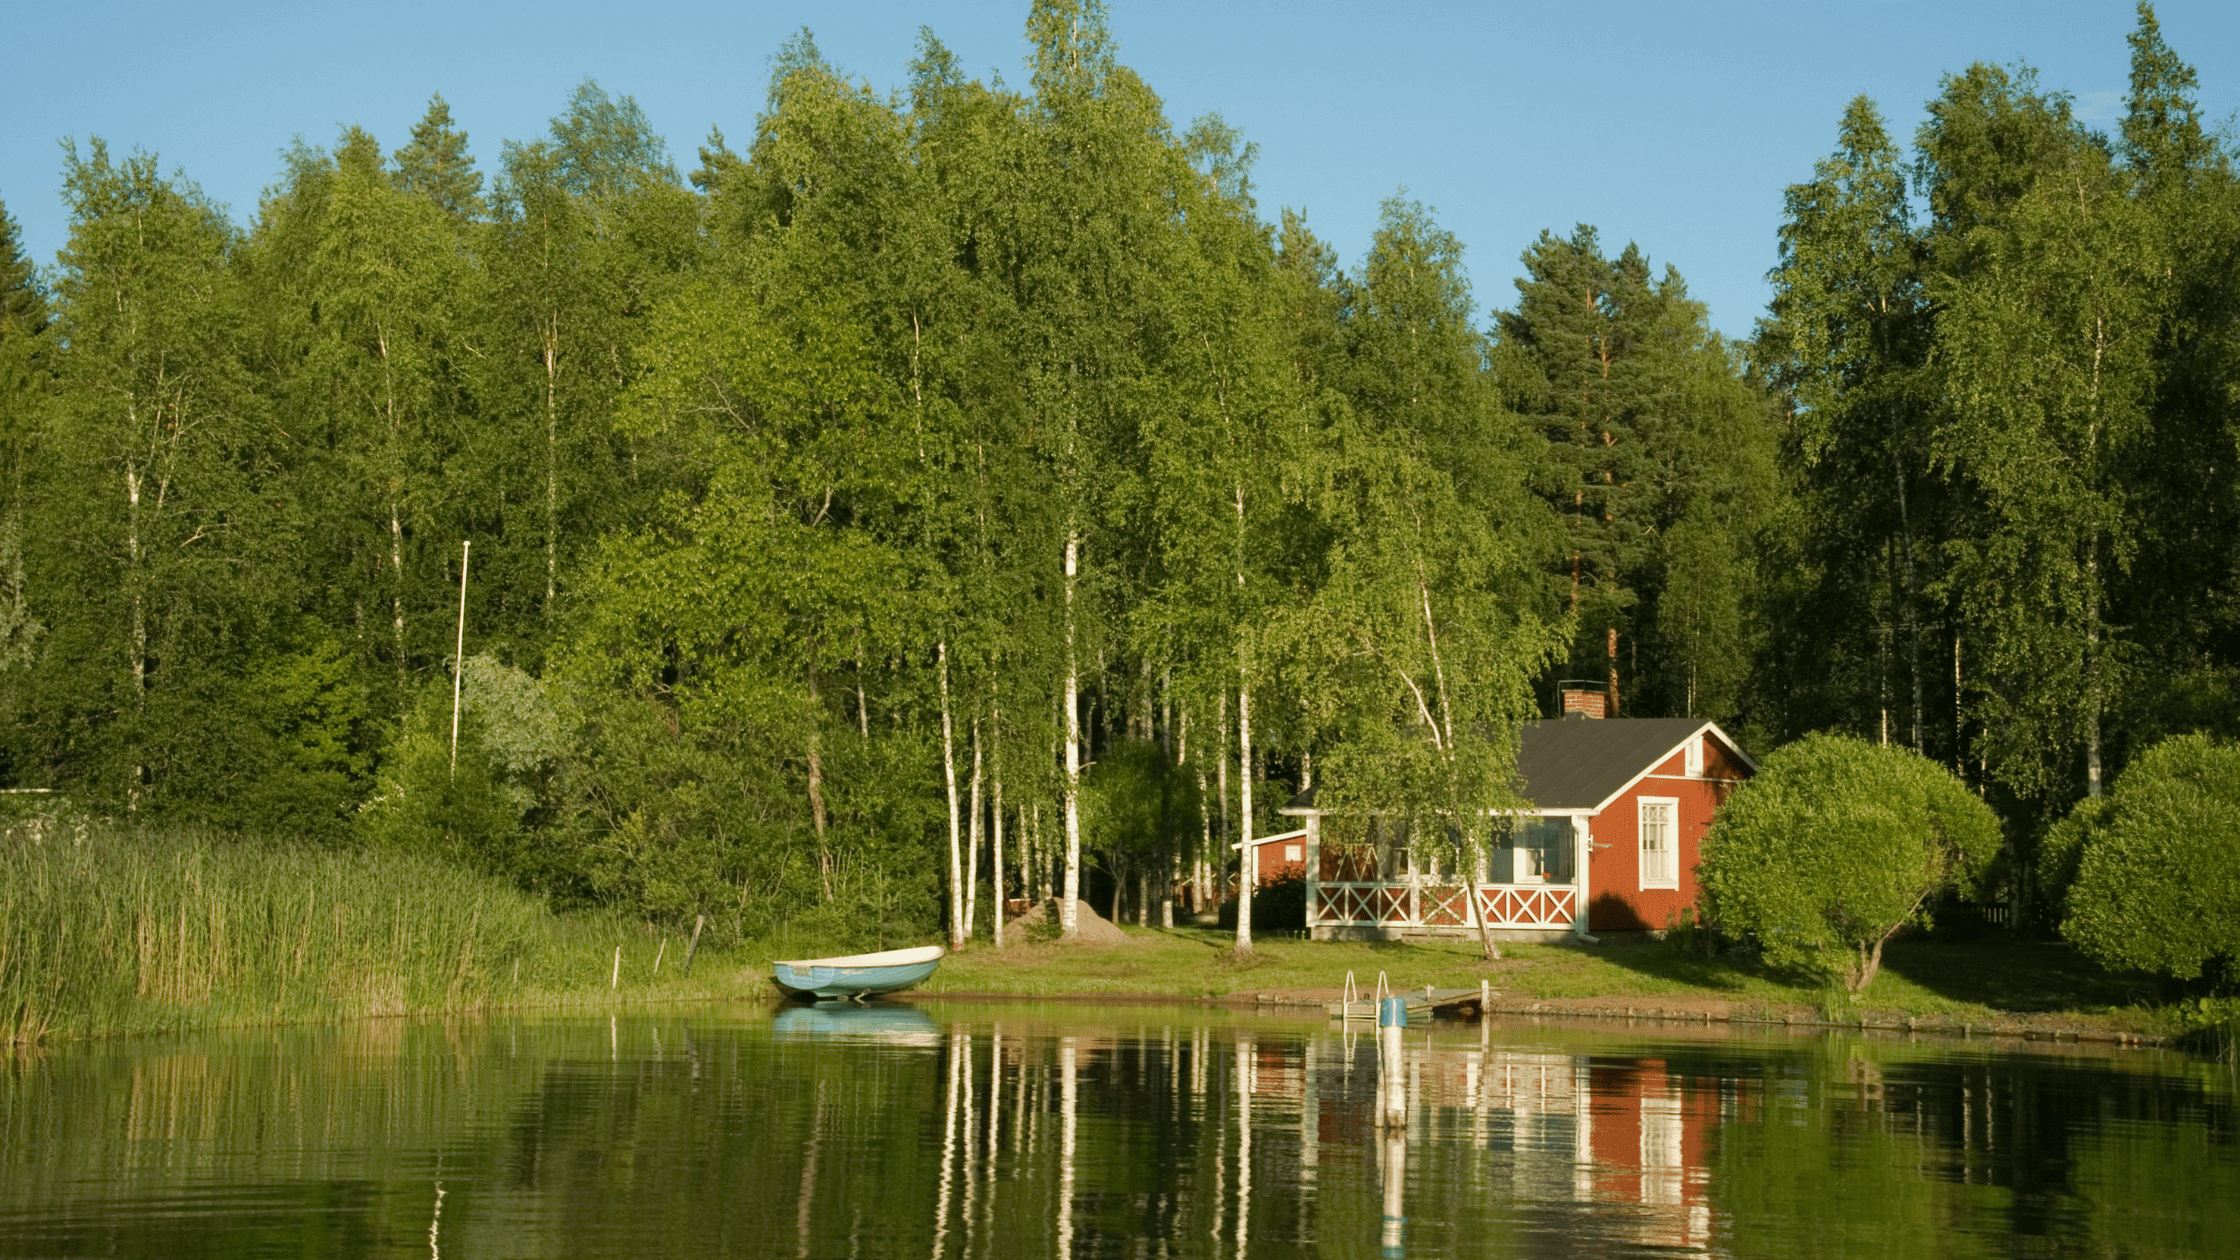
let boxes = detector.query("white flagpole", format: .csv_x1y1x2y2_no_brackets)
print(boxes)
450,540,470,778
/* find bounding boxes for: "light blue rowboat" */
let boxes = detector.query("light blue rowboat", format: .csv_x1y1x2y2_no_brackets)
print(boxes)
771,944,945,1001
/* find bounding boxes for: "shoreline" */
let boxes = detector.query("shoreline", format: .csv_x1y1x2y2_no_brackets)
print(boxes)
902,987,2175,1048
900,926,2211,1053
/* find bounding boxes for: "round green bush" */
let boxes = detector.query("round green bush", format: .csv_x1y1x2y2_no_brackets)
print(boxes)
2061,734,2240,984
1699,732,2000,993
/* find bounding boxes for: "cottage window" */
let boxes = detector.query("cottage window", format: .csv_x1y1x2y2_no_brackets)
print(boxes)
1504,817,1576,884
1638,797,1679,890
1684,736,1704,777
1378,819,1411,881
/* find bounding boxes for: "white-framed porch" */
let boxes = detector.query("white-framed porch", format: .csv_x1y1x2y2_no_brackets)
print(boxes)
1297,808,1594,942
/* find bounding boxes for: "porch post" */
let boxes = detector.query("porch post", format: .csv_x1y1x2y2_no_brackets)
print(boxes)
1573,816,1592,938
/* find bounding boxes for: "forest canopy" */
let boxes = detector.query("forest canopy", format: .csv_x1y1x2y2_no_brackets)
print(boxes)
2,2,2233,948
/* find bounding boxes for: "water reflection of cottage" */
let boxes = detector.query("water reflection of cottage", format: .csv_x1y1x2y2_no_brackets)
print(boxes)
1279,710,1755,938
1289,1032,1720,1252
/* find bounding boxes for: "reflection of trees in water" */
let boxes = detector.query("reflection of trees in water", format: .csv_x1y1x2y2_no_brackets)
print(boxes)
1,1015,2233,1256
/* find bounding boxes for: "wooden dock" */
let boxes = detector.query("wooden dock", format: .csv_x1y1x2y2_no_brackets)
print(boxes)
1328,986,1495,1022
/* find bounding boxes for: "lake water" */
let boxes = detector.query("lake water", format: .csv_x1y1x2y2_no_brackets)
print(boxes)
1,1001,2232,1258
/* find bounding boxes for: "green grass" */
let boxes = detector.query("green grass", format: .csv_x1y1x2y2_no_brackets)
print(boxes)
925,923,2172,1033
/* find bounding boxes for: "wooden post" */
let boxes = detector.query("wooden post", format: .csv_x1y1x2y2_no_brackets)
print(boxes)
610,946,620,990
682,915,705,976
653,939,667,977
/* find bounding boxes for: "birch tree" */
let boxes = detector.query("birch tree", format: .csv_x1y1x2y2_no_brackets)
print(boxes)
42,142,270,805
1284,199,1565,963
1925,71,2163,803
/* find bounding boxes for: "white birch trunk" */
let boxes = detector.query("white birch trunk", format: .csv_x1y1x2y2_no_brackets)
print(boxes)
1033,801,1051,904
807,666,832,902
543,310,560,613
966,719,984,939
126,454,145,808
1234,680,1255,953
1062,532,1082,938
1194,768,1213,914
939,640,964,948
1215,695,1231,908
380,324,406,678
992,714,1007,949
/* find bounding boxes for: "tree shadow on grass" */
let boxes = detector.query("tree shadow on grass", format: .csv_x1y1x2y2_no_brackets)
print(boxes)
1570,934,1764,994
1877,934,2163,1013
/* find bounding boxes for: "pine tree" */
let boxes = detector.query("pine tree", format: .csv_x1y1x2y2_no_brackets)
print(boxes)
2107,2,2240,757
1498,227,1761,719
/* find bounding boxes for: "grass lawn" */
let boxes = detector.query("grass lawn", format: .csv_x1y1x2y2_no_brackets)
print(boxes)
917,924,2169,1034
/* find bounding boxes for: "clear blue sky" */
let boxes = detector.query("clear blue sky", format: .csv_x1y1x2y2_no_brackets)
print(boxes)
7,1,2234,340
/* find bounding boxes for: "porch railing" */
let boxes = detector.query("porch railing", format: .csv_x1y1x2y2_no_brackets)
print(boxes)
1312,880,1577,931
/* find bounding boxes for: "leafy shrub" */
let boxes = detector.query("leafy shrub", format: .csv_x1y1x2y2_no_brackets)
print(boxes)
1217,870,1306,933
1699,733,2000,993
1083,739,1200,915
357,654,566,879
2058,734,2240,986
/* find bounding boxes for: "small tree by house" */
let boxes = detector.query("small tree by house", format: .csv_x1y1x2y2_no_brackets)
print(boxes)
1699,733,1999,993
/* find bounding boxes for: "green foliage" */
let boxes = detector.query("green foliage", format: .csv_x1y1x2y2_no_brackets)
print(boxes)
31,9,2237,998
540,78,678,199
355,653,565,873
0,818,547,1042
0,197,49,714
1083,739,1198,895
2059,734,2240,984
355,673,523,867
1700,732,2001,992
175,627,371,839
391,92,485,218
1216,868,1305,933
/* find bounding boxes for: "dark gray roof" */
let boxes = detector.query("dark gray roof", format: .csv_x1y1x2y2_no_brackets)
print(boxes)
1278,716,1749,816
1516,716,1722,811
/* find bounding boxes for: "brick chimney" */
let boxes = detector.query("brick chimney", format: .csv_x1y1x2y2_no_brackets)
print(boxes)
1557,681,1606,719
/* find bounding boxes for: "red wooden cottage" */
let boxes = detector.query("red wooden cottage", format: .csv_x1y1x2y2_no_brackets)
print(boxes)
1278,714,1755,940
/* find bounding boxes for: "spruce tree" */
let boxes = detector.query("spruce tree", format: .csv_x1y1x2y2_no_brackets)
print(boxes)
391,93,485,219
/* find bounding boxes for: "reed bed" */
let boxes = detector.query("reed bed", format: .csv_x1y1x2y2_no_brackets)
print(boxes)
1,819,549,1043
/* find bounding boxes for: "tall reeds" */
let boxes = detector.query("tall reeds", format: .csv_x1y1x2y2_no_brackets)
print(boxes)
1,818,547,1042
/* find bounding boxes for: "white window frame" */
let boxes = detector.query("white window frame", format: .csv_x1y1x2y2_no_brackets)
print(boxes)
1684,736,1703,777
1638,796,1680,890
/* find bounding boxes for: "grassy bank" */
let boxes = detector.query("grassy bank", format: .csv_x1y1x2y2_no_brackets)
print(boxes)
927,924,2184,1039
3,820,2212,1050
1,820,763,1043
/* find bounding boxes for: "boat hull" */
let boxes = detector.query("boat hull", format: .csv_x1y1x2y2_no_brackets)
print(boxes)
771,945,944,1001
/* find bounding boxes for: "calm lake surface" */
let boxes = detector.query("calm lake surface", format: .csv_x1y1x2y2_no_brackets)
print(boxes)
1,1001,2232,1258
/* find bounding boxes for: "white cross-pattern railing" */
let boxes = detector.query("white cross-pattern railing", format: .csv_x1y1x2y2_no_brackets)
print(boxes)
1312,881,1577,930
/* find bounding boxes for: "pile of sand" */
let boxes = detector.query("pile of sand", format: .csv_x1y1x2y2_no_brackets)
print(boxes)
1002,898,1133,945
